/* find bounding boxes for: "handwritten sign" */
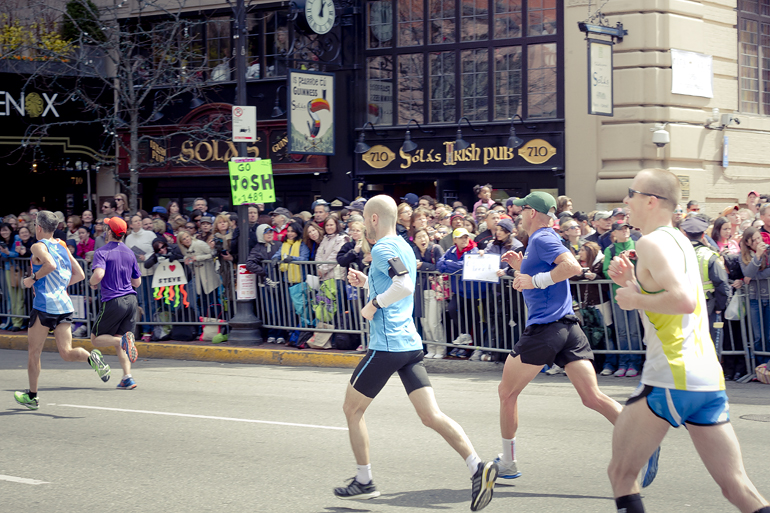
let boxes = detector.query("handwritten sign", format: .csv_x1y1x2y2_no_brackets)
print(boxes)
462,253,501,283
237,264,256,300
228,158,275,204
151,258,188,288
671,49,713,98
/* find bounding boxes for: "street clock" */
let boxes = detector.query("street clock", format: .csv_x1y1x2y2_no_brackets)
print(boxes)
296,0,336,35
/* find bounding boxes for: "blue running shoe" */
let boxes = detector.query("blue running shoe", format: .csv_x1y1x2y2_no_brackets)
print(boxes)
493,454,521,479
641,446,660,488
116,376,137,390
121,332,138,363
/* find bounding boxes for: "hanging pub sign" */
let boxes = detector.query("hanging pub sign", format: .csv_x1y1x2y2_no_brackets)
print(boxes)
588,39,614,116
287,70,335,155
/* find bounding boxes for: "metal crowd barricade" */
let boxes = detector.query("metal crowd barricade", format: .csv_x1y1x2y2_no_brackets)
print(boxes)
256,260,369,349
1,251,768,374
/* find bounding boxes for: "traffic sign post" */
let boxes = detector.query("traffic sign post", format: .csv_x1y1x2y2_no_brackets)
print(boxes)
227,0,262,345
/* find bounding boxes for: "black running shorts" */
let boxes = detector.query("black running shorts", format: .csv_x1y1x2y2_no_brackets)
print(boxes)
350,349,432,399
511,315,593,368
92,294,138,338
30,309,73,330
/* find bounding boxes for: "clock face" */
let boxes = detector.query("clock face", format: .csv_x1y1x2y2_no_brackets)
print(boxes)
305,0,336,35
370,1,393,43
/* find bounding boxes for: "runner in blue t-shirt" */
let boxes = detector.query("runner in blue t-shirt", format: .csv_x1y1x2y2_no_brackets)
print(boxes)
493,192,634,483
14,211,111,411
90,217,142,390
337,195,498,512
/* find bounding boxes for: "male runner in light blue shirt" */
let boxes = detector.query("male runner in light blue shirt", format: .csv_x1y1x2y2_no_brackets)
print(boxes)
337,195,498,512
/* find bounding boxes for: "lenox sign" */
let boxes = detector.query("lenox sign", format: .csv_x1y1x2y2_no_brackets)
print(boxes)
0,91,61,118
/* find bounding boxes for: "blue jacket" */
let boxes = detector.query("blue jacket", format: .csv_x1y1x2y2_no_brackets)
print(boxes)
0,235,20,271
437,245,487,299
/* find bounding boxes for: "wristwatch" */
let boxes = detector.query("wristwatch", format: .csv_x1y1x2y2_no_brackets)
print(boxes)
372,297,381,309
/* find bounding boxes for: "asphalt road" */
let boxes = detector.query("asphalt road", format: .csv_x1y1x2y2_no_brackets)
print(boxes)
1,349,769,513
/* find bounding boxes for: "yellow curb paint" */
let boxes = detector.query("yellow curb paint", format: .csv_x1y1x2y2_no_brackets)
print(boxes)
0,335,362,368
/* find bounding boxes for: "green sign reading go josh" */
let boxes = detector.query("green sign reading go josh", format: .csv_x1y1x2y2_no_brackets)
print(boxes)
228,158,275,204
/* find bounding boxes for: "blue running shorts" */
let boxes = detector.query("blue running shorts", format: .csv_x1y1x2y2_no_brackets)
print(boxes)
627,384,730,427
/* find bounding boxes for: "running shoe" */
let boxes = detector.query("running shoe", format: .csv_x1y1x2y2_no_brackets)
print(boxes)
333,477,380,500
545,364,564,375
89,349,111,382
640,446,661,488
614,368,627,377
277,337,286,345
493,454,521,479
266,337,276,344
470,350,483,361
116,376,137,390
14,390,39,410
121,331,138,363
425,352,435,359
626,368,639,378
470,460,498,511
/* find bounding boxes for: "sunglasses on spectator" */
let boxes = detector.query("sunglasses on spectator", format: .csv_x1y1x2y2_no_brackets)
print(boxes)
674,209,684,214
628,188,668,201
689,208,700,212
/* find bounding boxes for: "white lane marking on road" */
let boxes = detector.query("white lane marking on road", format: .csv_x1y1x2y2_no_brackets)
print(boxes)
0,475,49,485
50,404,348,431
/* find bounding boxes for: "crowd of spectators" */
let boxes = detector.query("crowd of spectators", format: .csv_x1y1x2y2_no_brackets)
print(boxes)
1,188,769,376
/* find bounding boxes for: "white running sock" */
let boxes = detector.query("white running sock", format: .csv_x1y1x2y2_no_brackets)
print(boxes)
501,437,516,464
466,453,482,475
356,464,372,484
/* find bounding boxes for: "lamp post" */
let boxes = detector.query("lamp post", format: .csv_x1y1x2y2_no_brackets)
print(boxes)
227,0,262,344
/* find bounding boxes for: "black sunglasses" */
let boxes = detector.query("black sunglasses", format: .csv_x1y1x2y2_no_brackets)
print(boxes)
628,188,668,201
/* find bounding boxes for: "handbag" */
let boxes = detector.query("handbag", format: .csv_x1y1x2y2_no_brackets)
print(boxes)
199,317,226,342
310,321,334,349
724,293,745,321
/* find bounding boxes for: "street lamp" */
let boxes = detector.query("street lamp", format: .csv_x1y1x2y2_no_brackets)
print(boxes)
271,85,286,118
400,119,434,154
455,116,484,151
507,114,525,149
353,122,386,154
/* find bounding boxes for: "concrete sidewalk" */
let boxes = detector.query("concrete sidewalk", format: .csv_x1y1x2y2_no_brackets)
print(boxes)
0,332,503,373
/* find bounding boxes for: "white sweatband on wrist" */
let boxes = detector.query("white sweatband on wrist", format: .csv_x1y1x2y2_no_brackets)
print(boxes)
533,271,555,289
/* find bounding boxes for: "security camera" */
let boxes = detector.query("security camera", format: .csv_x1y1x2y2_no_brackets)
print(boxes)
651,125,670,148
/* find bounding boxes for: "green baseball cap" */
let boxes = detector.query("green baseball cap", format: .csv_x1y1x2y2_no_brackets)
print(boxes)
512,191,557,219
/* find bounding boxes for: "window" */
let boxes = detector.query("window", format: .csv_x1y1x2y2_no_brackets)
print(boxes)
738,0,770,114
207,17,232,82
365,0,560,126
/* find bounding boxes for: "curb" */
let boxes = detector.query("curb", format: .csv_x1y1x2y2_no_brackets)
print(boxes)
0,334,364,369
0,334,503,373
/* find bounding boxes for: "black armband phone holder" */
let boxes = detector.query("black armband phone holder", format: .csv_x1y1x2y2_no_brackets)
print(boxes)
388,256,409,278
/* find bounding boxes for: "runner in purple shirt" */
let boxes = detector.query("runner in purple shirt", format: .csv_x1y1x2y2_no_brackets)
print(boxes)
89,217,142,390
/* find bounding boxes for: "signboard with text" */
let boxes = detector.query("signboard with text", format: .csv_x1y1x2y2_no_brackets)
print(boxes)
151,258,188,288
588,39,613,116
288,70,335,155
228,158,275,204
671,49,713,98
232,105,257,142
356,133,563,175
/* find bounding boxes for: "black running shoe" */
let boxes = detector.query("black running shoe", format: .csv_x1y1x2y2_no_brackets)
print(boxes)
470,460,498,511
333,477,380,500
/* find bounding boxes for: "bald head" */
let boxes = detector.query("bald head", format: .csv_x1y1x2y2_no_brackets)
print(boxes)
365,195,397,227
636,168,680,211
364,195,398,240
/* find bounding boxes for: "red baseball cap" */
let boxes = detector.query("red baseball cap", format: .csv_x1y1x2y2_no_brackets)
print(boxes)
748,190,759,197
105,217,127,236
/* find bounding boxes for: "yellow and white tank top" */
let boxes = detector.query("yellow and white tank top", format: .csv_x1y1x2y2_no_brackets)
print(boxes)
639,226,725,391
